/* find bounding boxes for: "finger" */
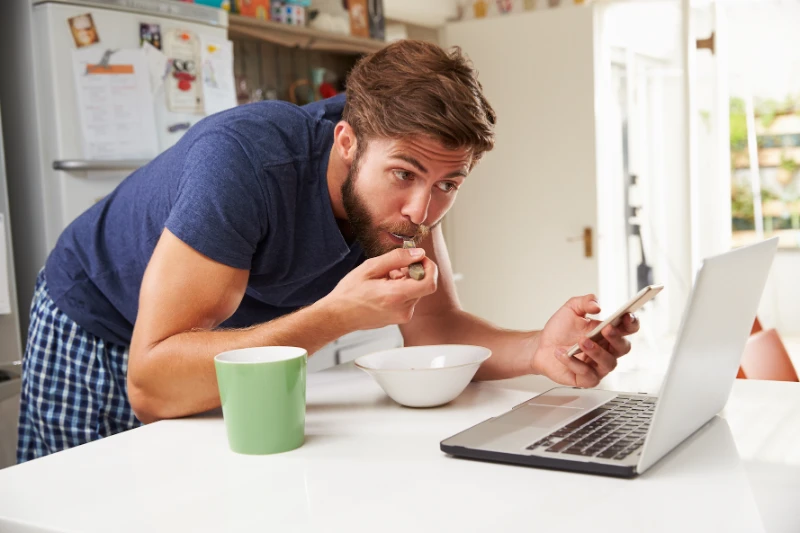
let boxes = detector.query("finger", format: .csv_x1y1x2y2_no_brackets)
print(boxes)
565,294,602,319
584,318,604,339
555,348,601,384
600,324,632,357
364,248,426,278
621,313,640,334
574,352,591,364
387,267,409,280
578,338,618,377
419,255,438,282
391,257,439,299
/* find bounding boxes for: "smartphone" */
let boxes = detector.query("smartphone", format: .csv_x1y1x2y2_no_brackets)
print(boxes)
566,284,664,357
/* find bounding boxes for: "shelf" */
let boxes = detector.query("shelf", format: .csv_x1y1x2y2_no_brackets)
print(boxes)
228,14,386,55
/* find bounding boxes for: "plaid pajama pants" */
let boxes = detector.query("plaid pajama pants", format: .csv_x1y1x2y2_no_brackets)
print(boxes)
16,270,141,463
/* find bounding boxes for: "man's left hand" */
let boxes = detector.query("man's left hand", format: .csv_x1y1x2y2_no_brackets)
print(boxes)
527,295,640,388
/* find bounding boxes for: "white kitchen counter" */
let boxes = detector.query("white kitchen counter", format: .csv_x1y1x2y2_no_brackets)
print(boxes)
0,363,798,533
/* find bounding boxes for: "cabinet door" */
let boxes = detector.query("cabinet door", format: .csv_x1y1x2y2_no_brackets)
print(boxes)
307,344,337,374
443,6,601,330
337,335,403,366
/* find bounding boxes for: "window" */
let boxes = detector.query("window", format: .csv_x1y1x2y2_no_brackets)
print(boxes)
730,95,800,249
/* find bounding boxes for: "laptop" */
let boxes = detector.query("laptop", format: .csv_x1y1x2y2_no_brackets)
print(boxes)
441,238,779,478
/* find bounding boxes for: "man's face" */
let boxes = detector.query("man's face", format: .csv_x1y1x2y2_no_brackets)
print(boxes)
342,136,472,257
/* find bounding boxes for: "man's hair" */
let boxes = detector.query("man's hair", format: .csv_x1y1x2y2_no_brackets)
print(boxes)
343,40,496,164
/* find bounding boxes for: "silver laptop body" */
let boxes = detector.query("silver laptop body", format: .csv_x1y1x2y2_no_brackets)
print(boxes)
441,238,779,478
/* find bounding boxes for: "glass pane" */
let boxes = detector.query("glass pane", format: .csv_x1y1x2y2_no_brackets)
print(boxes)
727,1,800,249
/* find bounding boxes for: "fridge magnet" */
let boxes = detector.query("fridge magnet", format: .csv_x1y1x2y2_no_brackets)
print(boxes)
167,122,191,133
163,29,204,114
140,23,162,50
68,13,100,48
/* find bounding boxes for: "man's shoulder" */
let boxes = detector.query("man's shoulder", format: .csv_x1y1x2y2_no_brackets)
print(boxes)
194,98,340,167
301,93,346,123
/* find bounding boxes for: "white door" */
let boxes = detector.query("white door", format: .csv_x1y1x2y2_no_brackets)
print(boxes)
443,6,602,330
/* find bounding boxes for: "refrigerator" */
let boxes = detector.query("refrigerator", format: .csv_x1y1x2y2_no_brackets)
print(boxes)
0,104,24,470
0,0,234,337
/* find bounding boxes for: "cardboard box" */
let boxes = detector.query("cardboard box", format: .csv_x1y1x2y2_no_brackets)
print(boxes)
347,0,369,38
236,0,270,19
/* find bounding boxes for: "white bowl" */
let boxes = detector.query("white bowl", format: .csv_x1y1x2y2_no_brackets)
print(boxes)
354,345,492,408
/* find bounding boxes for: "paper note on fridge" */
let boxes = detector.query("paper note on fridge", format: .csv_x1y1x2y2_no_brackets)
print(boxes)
71,48,159,160
142,41,169,94
200,37,236,117
164,29,204,114
0,214,11,315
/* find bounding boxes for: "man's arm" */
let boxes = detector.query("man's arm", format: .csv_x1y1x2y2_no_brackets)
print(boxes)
128,230,438,424
399,226,639,385
399,225,539,380
127,230,352,423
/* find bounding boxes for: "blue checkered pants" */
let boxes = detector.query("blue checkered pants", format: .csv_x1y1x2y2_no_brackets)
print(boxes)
16,271,141,463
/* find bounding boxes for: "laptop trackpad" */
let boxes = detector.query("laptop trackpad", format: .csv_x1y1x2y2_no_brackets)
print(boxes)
492,405,581,429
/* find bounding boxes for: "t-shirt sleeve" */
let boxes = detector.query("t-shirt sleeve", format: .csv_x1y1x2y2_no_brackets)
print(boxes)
165,132,266,270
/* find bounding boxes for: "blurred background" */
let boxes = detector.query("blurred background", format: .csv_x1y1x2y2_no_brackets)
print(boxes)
0,0,798,468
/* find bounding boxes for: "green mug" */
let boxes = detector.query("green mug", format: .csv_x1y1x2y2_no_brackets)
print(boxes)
214,346,307,455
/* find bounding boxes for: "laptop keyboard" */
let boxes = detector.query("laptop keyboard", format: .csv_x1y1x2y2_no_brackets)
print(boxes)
525,395,657,461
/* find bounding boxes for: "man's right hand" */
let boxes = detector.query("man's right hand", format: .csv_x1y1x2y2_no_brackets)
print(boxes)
321,247,439,331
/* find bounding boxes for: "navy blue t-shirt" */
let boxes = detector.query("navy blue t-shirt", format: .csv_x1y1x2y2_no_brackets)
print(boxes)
45,94,364,346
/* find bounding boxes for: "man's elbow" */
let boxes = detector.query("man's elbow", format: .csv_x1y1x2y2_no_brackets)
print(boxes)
127,382,164,424
127,348,167,424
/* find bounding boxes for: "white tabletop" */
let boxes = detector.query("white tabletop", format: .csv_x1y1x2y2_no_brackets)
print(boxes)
1,363,799,533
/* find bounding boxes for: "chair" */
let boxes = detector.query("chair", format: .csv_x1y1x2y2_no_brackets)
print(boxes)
738,322,799,382
737,318,763,379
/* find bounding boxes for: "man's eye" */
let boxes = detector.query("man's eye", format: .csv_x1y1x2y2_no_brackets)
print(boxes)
393,170,412,181
436,182,459,193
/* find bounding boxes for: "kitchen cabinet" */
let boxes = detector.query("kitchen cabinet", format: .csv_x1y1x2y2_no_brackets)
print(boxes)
309,326,403,373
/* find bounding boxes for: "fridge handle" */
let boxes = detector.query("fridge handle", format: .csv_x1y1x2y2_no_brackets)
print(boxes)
52,160,150,173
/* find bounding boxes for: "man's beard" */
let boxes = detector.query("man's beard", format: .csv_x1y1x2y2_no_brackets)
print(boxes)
341,158,432,258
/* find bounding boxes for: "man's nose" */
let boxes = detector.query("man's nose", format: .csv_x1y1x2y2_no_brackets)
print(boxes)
401,189,431,226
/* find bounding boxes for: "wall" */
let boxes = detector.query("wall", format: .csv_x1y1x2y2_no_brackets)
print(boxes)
383,0,458,27
0,102,23,470
760,252,800,335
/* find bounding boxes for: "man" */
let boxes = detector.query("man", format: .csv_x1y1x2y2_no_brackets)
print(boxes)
17,40,638,463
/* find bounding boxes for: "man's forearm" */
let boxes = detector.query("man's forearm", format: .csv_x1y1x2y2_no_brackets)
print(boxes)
402,309,540,380
128,299,350,423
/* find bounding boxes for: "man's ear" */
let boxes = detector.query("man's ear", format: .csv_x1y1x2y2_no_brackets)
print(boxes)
333,121,358,165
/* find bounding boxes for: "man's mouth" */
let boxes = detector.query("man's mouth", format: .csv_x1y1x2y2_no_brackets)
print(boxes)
388,232,415,245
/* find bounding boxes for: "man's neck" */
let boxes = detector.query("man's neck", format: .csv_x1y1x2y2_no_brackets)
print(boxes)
326,143,347,219
326,143,354,241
